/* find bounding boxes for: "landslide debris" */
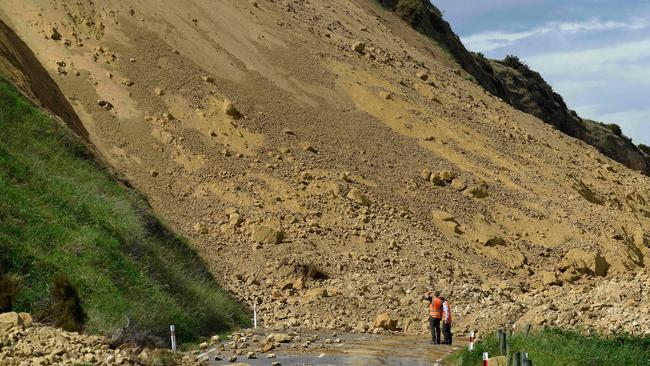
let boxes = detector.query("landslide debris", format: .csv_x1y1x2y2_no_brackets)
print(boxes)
0,0,649,353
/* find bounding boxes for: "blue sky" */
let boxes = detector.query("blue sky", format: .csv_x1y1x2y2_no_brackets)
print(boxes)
433,0,650,146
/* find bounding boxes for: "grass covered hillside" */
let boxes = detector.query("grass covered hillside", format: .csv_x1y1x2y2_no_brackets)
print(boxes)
0,80,247,343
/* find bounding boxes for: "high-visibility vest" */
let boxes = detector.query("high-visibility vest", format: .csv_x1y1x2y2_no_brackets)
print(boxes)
429,297,442,319
442,301,452,324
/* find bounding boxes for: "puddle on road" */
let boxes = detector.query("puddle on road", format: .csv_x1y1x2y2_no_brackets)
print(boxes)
210,334,458,366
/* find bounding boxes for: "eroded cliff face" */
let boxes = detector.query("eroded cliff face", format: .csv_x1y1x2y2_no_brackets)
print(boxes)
0,0,649,337
379,0,648,174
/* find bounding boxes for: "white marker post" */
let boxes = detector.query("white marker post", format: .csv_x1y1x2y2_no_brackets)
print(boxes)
170,325,177,351
483,352,489,366
468,331,475,352
253,304,258,328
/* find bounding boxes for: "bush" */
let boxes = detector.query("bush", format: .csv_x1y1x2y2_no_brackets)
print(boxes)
0,264,18,312
47,274,87,332
638,144,650,155
605,123,623,136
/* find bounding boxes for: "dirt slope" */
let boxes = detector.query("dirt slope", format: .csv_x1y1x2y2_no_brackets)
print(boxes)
1,0,649,337
379,0,649,175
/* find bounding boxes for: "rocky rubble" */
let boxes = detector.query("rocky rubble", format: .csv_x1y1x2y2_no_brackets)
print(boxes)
1,0,650,357
0,313,199,366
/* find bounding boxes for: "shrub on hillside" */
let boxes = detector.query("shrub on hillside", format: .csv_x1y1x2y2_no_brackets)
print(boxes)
639,144,650,155
605,123,623,136
0,264,18,312
47,274,87,332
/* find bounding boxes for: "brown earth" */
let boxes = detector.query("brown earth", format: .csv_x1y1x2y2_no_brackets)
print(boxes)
1,0,649,343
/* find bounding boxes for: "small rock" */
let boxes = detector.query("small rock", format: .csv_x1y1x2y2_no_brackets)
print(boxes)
420,168,431,181
416,71,429,81
300,142,317,153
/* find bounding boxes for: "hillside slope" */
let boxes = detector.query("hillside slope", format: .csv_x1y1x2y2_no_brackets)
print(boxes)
0,0,649,338
0,80,246,343
379,0,649,174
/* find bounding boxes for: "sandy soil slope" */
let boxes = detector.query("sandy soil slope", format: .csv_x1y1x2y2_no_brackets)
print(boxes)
1,0,649,337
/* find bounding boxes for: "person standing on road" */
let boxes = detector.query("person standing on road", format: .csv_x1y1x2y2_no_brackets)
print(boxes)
423,289,442,344
441,297,453,345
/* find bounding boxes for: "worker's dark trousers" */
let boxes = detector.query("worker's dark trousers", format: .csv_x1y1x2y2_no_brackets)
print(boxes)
443,322,453,345
429,317,441,344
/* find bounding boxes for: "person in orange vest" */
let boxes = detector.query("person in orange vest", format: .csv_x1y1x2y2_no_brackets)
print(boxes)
423,289,442,344
441,297,453,345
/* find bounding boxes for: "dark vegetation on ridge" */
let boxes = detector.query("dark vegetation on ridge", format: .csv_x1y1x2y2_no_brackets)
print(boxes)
376,0,649,174
0,80,248,345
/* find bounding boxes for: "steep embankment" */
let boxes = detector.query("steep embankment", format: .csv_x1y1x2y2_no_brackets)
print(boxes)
378,0,649,174
0,80,246,343
0,0,649,339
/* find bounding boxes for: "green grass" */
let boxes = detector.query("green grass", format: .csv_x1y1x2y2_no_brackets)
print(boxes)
0,80,248,342
449,328,650,366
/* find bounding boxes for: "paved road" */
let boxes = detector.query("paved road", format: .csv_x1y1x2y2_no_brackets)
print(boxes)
209,333,459,366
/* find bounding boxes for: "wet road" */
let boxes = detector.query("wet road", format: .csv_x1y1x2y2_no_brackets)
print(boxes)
209,333,458,366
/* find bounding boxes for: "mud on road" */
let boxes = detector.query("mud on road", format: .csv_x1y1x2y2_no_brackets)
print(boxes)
206,332,458,366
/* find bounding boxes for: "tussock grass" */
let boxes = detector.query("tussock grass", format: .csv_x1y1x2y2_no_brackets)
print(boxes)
0,81,248,343
449,328,650,366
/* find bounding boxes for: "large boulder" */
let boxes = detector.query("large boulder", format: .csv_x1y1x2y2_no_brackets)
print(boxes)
634,230,650,248
266,333,293,343
431,210,462,234
373,312,398,330
252,225,284,244
346,188,370,206
303,288,328,303
463,182,489,198
0,312,31,332
540,271,561,286
559,249,609,277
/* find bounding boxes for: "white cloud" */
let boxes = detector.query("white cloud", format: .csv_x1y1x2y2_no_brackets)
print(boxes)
463,18,650,52
525,38,650,83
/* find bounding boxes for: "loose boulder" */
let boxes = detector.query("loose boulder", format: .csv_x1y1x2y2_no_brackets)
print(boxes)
541,271,561,286
0,312,31,332
464,182,488,198
346,188,370,206
559,249,609,277
373,313,398,330
267,333,293,343
303,287,328,302
252,225,284,244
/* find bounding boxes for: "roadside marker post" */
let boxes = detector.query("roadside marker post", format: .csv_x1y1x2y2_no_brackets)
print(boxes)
499,331,507,355
468,331,475,352
253,304,258,328
482,352,489,366
170,325,177,351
